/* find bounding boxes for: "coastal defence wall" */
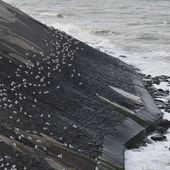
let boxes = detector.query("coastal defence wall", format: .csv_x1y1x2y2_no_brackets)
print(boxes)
0,0,162,170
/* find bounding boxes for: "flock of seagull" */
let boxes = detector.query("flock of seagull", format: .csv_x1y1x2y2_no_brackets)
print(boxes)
0,28,84,169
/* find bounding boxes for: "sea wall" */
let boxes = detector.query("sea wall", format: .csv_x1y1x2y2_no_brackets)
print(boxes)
0,1,163,170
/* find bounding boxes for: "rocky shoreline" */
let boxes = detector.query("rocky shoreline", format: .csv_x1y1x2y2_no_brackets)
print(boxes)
126,74,170,170
142,74,170,115
143,74,170,141
132,74,170,145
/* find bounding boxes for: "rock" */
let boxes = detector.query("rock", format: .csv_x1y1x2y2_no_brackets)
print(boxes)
57,14,64,18
159,119,170,128
118,55,127,58
165,108,170,113
152,77,160,85
157,89,165,93
151,135,167,141
146,75,152,79
143,138,153,144
154,89,169,98
143,81,153,88
159,75,170,81
156,126,168,134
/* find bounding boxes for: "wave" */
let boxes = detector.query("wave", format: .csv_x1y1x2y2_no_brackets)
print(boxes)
40,12,64,18
91,29,112,35
51,22,170,76
3,0,170,77
51,22,116,54
50,22,170,77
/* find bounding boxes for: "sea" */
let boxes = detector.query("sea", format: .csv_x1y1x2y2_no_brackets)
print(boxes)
3,0,170,169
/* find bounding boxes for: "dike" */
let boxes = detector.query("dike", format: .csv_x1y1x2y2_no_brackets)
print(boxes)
0,1,162,169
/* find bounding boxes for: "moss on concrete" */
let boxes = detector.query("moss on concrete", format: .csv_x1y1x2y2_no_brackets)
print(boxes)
98,95,150,127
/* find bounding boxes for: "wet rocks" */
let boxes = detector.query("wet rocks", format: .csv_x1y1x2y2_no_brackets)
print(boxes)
140,75,170,142
156,126,169,134
141,74,170,110
165,107,170,112
152,77,160,85
159,119,170,129
165,102,170,112
154,99,167,109
151,135,167,142
155,119,170,134
118,55,127,58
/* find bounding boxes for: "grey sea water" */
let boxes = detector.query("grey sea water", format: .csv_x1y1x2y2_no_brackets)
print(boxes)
3,0,170,170
5,0,170,76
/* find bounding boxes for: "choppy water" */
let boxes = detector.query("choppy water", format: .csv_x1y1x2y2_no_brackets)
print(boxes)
5,0,170,76
3,0,170,170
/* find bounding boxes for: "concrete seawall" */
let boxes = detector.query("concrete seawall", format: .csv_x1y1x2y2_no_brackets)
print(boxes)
0,0,163,169
124,115,163,169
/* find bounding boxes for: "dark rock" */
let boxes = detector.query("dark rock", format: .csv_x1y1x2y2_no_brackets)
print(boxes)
157,89,165,93
154,99,167,109
143,138,153,144
153,89,169,98
156,126,169,134
159,119,170,128
159,75,170,81
57,13,64,18
165,108,170,113
152,77,160,85
119,55,127,58
143,80,153,88
146,75,152,79
151,135,167,141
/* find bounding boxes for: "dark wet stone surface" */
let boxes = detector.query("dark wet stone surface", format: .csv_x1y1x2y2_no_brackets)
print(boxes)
159,119,170,128
142,74,170,109
151,135,167,142
130,74,170,150
156,126,169,134
118,55,127,58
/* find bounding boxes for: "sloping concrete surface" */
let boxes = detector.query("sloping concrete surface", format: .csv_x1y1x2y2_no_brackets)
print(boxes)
0,1,162,169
